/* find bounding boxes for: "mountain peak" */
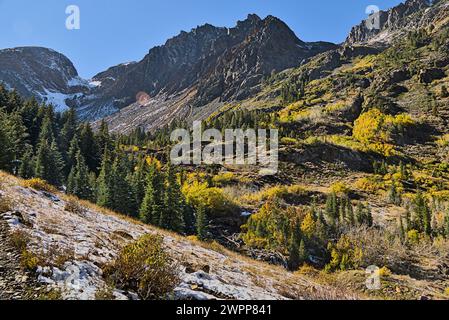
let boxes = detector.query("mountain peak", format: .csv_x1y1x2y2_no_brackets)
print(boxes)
345,0,441,46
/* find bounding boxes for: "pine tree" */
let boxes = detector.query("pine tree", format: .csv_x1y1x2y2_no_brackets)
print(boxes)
96,120,112,154
131,156,148,210
68,151,93,200
399,217,405,242
88,172,98,203
139,162,165,225
325,192,338,223
60,108,77,156
35,139,64,186
414,190,432,235
79,123,100,173
388,182,401,205
287,223,303,271
405,206,412,231
66,167,76,195
18,145,35,179
444,212,449,238
110,150,132,215
160,165,185,233
0,111,14,171
356,202,365,226
96,148,113,208
339,198,347,224
366,205,373,227
347,200,355,226
66,134,80,176
196,204,208,241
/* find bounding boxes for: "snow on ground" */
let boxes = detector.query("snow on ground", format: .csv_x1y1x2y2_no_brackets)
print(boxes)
88,80,102,88
40,90,73,112
0,173,342,300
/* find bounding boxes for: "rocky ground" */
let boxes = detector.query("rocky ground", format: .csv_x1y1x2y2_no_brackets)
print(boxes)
0,171,362,301
0,221,47,300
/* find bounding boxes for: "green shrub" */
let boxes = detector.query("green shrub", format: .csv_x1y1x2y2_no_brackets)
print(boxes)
9,229,30,251
20,249,39,271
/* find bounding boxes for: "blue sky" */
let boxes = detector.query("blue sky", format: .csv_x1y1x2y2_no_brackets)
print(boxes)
0,0,403,78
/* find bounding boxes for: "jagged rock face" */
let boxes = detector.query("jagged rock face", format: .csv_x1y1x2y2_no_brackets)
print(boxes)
345,0,447,46
194,15,337,105
82,14,336,119
0,47,89,112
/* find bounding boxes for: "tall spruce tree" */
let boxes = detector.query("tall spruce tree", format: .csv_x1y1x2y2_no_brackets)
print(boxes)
35,139,64,186
287,222,303,271
18,145,35,179
139,162,165,225
68,151,93,200
196,204,208,241
96,148,113,208
110,149,132,215
414,190,432,236
160,165,185,233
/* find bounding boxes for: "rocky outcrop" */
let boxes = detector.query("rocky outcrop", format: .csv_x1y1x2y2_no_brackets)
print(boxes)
345,0,447,46
0,47,89,112
418,68,446,83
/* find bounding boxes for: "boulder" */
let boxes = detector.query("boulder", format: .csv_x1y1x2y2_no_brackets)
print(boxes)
419,68,445,84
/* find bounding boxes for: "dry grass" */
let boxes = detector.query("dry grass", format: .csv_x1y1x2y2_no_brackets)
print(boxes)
0,194,14,213
9,229,30,251
21,178,57,193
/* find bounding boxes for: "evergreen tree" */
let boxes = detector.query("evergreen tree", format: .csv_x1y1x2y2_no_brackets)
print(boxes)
0,111,14,170
160,165,185,233
60,108,77,154
347,200,355,226
68,151,93,200
66,167,76,195
96,120,112,154
196,204,208,241
325,192,338,223
139,162,165,225
414,190,432,235
356,202,365,226
110,150,132,215
287,223,303,271
96,148,113,208
366,205,373,227
35,139,64,186
131,156,148,210
18,145,35,179
444,212,449,238
79,123,100,173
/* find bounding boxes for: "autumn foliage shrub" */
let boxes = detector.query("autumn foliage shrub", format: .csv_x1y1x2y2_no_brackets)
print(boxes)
182,181,237,217
104,234,180,300
22,178,57,193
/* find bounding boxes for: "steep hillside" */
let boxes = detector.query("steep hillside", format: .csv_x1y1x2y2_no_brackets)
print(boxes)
0,172,361,300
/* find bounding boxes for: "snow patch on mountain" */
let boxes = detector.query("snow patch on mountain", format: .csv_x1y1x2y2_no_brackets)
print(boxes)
40,90,73,112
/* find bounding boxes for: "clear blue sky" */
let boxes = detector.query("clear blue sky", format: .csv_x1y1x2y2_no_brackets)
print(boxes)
0,0,403,78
